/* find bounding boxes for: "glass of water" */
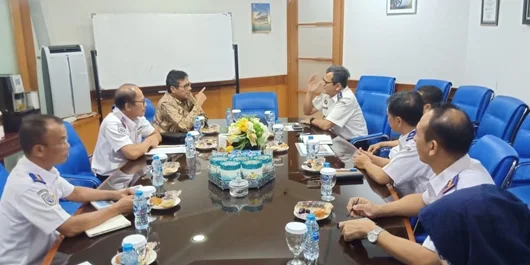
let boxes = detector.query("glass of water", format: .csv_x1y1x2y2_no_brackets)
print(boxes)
272,124,284,144
285,222,307,265
232,109,242,122
264,111,275,132
321,172,337,201
198,115,206,131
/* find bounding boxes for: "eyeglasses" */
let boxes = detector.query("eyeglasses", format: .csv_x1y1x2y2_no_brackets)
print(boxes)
322,78,333,85
179,83,192,89
133,99,146,106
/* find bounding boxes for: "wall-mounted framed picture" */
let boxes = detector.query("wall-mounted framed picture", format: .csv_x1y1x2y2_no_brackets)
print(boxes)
386,0,417,15
523,0,530,25
481,0,500,26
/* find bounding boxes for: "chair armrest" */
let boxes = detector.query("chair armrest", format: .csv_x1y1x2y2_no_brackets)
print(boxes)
349,133,389,145
62,174,101,188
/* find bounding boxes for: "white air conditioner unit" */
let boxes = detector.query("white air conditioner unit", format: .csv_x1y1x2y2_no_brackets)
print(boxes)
41,45,91,118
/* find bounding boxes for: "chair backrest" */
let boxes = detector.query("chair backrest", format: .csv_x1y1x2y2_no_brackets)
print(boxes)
414,79,453,102
232,92,278,122
0,163,8,196
451,86,494,124
355,75,396,107
144,98,156,123
54,122,92,175
508,186,530,207
513,114,530,159
476,96,528,142
469,135,519,187
361,93,391,137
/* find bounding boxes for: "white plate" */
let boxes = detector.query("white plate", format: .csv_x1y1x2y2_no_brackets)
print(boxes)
151,197,181,210
271,146,289,153
301,162,323,173
201,125,220,135
111,248,157,265
293,201,333,221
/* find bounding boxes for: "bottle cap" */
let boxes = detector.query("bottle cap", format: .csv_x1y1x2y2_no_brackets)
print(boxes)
153,155,159,160
122,243,134,252
308,135,314,140
186,132,191,136
324,162,330,168
135,190,143,197
306,213,316,221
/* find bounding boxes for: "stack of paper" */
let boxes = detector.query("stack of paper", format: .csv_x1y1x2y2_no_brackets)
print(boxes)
85,215,131,238
295,142,336,157
300,135,333,145
146,145,186,155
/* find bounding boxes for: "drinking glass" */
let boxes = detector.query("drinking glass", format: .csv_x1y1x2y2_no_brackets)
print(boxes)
321,173,337,202
232,109,242,121
198,116,206,131
272,124,284,144
285,222,307,265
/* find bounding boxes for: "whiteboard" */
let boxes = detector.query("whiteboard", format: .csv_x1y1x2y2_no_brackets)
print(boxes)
92,13,235,90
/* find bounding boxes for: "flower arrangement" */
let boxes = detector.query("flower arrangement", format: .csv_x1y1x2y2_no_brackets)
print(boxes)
227,117,270,150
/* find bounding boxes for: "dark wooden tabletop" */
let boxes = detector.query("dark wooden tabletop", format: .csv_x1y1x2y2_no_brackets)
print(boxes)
44,124,412,265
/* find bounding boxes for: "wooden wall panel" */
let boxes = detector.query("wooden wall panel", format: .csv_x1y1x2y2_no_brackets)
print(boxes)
71,116,100,155
91,75,288,119
9,0,37,91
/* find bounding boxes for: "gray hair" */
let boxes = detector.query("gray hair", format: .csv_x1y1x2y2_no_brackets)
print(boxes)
326,65,350,88
114,83,138,110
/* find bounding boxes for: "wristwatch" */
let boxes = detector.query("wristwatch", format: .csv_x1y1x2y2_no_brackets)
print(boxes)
367,226,384,244
309,117,315,125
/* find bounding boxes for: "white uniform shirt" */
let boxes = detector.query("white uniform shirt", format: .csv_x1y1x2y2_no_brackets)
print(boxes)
0,157,74,265
382,130,432,196
92,108,155,176
312,87,368,140
421,154,494,253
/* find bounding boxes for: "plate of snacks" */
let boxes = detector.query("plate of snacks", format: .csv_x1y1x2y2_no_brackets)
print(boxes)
163,162,180,177
201,124,220,135
196,138,217,151
150,190,182,210
112,247,157,265
301,158,325,173
294,201,333,221
269,142,289,153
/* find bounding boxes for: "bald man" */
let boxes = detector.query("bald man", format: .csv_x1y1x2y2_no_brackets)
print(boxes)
92,84,161,189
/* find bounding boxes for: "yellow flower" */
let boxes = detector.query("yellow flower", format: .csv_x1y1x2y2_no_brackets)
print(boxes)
239,123,248,132
225,146,234,153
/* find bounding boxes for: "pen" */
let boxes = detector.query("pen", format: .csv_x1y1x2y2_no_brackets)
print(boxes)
347,198,360,217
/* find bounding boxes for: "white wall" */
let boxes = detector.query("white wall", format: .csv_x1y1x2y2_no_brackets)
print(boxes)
343,0,470,85
464,0,530,104
0,0,18,74
35,0,287,88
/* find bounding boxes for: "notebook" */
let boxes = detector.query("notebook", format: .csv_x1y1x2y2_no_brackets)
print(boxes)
85,215,131,238
300,134,333,145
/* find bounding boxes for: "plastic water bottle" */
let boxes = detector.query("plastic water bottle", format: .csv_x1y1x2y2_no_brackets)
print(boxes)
306,136,319,160
151,155,164,195
226,108,232,127
304,213,320,262
185,132,196,158
320,162,336,201
133,190,149,230
193,116,201,132
187,156,196,179
120,243,138,265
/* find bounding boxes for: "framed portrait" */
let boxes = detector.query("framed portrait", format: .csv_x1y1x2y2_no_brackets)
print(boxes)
481,0,500,26
523,0,530,25
387,0,417,15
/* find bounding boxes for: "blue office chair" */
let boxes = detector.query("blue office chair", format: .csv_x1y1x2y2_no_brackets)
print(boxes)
232,92,278,123
414,79,453,102
55,122,101,188
475,96,528,143
508,186,530,208
469,135,519,187
355,76,396,107
349,93,391,146
144,98,156,123
505,115,530,188
0,163,8,196
451,86,494,127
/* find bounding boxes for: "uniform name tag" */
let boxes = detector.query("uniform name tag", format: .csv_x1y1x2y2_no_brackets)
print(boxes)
441,175,459,194
337,92,343,100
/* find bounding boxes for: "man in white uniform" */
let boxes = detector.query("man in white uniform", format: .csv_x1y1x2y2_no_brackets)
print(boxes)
354,91,432,197
337,104,494,265
92,84,161,189
301,65,368,143
0,115,133,265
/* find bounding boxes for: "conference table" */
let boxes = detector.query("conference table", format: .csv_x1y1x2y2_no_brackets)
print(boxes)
44,121,413,265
